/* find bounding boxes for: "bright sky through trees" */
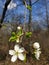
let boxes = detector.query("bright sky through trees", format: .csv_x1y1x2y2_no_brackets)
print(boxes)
0,0,49,30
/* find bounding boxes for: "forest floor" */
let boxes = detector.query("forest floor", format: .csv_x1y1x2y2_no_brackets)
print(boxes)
0,25,49,65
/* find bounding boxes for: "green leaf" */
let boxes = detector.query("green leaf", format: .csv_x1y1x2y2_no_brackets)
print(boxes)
26,32,32,38
32,53,36,60
23,54,26,62
9,36,16,42
27,5,31,10
11,32,16,36
17,30,23,36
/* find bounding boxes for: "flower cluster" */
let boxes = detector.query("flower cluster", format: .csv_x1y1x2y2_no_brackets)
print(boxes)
9,26,41,62
9,26,23,43
33,42,41,60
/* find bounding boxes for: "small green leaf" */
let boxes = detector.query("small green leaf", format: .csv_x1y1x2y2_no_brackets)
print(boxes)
26,32,32,38
9,36,16,42
27,5,31,10
17,30,23,36
11,32,16,36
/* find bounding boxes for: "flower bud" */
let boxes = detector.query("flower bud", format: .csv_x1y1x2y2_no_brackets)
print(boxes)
17,26,21,30
33,42,40,49
16,38,19,43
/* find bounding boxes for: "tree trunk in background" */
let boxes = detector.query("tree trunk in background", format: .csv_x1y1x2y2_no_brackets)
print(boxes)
28,0,32,31
0,0,11,28
45,0,49,30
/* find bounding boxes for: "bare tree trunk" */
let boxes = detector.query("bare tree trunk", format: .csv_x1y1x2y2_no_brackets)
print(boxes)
45,0,49,29
0,0,11,28
28,0,32,31
28,0,39,31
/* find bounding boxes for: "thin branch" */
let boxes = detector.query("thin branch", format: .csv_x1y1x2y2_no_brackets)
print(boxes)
32,0,39,5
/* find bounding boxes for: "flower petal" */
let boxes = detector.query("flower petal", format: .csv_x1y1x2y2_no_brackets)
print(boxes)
35,50,41,60
18,47,25,53
14,45,19,52
18,53,25,61
9,50,15,55
37,48,41,51
33,42,40,49
35,52,40,60
11,55,17,62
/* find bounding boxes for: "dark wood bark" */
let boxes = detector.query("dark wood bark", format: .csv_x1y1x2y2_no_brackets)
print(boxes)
0,0,11,28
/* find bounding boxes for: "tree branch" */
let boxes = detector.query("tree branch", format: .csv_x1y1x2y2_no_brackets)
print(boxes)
32,0,39,5
0,0,11,28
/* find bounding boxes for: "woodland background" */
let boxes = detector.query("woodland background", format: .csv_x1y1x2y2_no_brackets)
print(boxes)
0,0,49,65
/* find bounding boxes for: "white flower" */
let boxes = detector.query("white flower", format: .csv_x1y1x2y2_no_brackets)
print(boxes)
9,45,25,62
33,42,40,49
17,26,21,30
34,50,41,60
7,1,17,10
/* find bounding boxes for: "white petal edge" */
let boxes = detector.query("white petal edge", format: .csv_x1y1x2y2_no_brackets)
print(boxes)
35,52,40,60
37,48,41,51
14,45,19,52
18,53,25,61
18,48,25,53
9,50,15,55
35,50,41,60
11,55,17,62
